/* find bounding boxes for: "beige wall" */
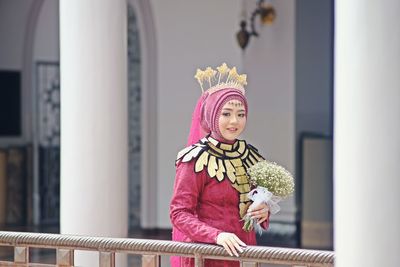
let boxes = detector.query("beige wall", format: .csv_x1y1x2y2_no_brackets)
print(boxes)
0,0,34,70
242,0,296,222
150,0,242,227
34,0,59,61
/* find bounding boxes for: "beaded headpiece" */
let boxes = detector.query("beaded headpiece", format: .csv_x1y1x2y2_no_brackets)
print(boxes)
194,63,247,95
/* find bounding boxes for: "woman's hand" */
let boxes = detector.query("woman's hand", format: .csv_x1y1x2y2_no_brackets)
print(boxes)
247,202,270,224
216,232,246,257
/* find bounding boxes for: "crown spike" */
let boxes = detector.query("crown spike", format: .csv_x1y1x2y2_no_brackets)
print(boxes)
194,63,246,95
238,74,247,86
194,68,206,92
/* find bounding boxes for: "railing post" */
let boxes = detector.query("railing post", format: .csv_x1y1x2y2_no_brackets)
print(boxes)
99,251,115,267
14,246,28,264
241,262,259,267
142,254,160,267
57,249,74,266
194,253,203,267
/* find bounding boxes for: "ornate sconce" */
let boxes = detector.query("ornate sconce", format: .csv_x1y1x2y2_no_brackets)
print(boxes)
236,0,276,50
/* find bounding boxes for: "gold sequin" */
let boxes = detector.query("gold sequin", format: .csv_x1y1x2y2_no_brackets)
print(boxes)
195,151,208,172
208,142,224,155
208,156,218,179
224,159,236,183
230,158,242,167
236,174,248,185
215,159,225,181
235,166,246,176
225,151,241,158
238,141,245,154
220,143,233,150
240,193,250,202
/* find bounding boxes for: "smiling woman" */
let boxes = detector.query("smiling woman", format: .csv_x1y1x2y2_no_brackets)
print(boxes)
218,100,247,141
169,63,271,267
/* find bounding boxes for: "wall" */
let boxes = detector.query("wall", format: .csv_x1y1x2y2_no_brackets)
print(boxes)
296,0,333,137
243,0,296,223
295,0,334,248
34,0,59,62
0,0,34,147
150,0,242,228
0,0,33,70
0,0,58,146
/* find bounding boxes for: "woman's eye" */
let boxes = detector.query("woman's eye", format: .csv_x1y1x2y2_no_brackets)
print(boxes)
238,113,246,118
222,112,230,117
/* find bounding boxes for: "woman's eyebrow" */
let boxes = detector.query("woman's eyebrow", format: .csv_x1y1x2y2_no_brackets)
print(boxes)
222,108,246,112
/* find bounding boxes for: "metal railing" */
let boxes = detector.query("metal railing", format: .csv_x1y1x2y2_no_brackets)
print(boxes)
0,231,334,267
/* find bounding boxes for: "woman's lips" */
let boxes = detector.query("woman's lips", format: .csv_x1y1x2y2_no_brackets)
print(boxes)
227,128,238,132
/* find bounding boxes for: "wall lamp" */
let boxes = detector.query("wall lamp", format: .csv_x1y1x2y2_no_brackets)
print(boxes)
236,0,276,50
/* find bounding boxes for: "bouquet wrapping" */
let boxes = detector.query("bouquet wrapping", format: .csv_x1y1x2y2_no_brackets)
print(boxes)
243,160,294,234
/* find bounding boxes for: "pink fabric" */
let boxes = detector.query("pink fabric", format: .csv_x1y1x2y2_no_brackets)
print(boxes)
170,160,269,267
187,94,208,146
186,88,248,146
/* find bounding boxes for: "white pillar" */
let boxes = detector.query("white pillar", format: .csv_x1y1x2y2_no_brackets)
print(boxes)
60,0,128,265
335,1,400,267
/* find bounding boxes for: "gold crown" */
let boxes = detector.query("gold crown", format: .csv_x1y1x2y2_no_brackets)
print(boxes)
194,63,247,95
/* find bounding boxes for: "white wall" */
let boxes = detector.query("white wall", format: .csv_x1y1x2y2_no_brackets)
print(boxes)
243,0,296,222
0,0,33,70
34,0,59,62
151,0,242,228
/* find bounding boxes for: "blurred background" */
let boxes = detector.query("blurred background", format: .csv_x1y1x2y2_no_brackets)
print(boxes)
0,0,334,253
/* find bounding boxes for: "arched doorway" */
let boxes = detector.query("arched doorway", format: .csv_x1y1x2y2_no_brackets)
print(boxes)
127,0,158,230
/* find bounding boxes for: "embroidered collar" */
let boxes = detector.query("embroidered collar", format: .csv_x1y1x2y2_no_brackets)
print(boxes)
177,136,263,181
176,136,264,218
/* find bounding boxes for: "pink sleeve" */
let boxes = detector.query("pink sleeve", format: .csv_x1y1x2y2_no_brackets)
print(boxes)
170,161,222,244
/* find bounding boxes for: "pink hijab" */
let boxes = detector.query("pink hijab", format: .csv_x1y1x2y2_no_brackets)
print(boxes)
187,88,248,145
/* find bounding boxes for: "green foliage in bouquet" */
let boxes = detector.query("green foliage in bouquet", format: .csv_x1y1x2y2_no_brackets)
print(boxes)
247,160,294,198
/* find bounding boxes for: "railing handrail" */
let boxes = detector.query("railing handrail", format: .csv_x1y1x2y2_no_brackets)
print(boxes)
0,231,334,266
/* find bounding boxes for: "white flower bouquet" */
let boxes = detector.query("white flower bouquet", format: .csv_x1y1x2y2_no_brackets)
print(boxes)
243,160,294,233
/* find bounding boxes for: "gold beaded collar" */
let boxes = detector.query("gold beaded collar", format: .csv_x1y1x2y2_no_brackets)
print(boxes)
176,136,264,218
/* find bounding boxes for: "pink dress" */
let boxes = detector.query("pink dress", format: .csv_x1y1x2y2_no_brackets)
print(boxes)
170,159,269,267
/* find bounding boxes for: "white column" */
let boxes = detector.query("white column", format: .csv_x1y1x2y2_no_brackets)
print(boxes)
60,0,128,266
335,1,400,267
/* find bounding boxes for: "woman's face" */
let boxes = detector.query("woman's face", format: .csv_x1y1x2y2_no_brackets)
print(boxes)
218,99,247,141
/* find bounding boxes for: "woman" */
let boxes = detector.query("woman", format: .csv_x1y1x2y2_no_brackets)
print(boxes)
170,63,270,267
